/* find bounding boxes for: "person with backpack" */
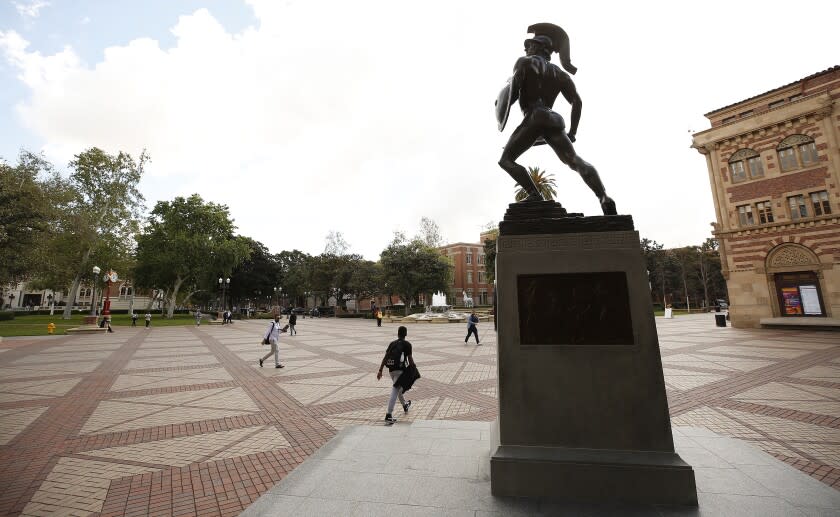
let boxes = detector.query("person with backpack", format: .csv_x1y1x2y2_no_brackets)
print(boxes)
259,315,287,368
377,326,415,423
465,310,480,345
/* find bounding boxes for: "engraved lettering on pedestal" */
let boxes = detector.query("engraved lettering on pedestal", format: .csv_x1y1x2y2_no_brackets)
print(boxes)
517,272,634,345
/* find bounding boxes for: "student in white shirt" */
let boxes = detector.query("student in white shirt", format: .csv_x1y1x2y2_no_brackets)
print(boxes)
259,315,287,368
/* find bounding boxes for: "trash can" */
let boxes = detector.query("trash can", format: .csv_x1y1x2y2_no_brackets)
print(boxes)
715,314,727,327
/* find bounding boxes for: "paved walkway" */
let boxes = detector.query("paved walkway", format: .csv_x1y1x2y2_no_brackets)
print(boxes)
0,314,837,516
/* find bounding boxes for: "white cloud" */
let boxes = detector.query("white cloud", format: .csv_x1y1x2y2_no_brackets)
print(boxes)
80,16,90,25
2,0,839,258
13,0,50,19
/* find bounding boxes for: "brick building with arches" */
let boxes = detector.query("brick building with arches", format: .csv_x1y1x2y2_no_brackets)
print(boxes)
692,66,839,327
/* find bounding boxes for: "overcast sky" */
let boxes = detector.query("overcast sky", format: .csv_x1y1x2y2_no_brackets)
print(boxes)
2,0,838,260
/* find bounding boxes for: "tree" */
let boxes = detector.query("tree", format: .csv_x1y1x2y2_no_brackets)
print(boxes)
324,231,349,255
228,238,281,310
276,250,312,306
695,238,721,308
0,151,73,287
417,216,444,248
380,237,452,316
514,166,557,202
134,194,250,318
482,227,499,285
44,148,148,319
347,260,383,312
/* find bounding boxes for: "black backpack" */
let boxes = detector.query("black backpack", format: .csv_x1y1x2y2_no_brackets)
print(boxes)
385,339,406,370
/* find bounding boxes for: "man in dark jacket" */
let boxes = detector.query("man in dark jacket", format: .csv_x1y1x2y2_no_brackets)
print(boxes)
288,311,297,335
377,326,415,423
465,311,480,345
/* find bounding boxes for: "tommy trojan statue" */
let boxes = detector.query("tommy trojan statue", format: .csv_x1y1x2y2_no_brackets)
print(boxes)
496,23,616,215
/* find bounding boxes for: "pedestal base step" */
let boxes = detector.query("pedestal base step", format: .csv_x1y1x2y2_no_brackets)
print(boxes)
491,444,697,506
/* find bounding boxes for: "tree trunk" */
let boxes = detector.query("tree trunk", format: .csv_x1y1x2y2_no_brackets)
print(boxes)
166,277,183,319
62,275,82,319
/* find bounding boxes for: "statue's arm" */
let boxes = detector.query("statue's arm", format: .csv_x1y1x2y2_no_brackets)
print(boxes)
509,57,529,103
559,74,582,142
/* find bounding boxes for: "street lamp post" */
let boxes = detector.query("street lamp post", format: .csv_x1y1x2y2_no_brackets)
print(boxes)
7,293,14,310
89,266,101,317
102,270,117,322
218,277,230,315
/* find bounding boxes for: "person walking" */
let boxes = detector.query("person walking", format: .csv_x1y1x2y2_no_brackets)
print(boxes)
131,312,138,327
288,311,297,335
465,310,480,345
259,315,287,368
144,311,152,328
377,326,414,423
194,309,202,326
376,308,383,327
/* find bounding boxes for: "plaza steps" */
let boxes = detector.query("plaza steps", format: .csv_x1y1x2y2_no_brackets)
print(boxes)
761,317,840,331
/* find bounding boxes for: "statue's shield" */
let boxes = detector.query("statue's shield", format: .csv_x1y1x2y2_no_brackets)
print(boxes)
495,78,513,132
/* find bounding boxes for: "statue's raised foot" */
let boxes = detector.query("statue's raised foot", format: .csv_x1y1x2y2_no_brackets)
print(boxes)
600,196,617,216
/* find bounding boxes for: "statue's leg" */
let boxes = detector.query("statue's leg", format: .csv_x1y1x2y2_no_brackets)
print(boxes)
544,128,617,215
499,121,542,201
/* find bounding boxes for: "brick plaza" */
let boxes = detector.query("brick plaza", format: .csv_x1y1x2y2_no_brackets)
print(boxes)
0,315,838,516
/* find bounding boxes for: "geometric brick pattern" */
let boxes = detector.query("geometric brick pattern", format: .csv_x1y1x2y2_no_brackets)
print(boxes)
660,317,840,489
0,314,837,517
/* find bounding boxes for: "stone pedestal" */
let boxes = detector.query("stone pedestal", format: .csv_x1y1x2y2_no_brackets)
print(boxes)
490,202,697,506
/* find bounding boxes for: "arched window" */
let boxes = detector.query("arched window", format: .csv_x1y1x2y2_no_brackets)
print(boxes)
777,135,818,172
728,148,763,183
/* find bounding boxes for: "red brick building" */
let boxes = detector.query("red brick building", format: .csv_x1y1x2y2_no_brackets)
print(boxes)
438,234,493,306
692,66,840,327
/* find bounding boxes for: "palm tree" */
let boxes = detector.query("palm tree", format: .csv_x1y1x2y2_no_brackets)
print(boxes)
514,167,557,201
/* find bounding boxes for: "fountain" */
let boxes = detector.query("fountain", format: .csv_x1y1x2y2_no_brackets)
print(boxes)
402,291,466,322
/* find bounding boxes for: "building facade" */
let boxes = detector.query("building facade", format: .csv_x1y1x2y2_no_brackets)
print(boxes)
692,66,840,327
439,238,492,306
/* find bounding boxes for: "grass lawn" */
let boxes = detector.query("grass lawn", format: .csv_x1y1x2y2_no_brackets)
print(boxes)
0,313,199,337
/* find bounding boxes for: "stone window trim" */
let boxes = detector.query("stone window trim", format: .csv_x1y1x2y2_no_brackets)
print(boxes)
727,148,763,183
810,190,832,216
787,194,808,221
776,134,819,172
755,201,774,225
737,204,755,227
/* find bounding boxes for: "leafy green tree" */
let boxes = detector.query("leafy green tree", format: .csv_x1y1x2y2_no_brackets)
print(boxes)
482,227,499,285
514,166,557,201
380,236,452,315
347,260,384,312
228,238,281,309
134,194,250,318
41,148,148,319
0,151,72,287
277,250,312,306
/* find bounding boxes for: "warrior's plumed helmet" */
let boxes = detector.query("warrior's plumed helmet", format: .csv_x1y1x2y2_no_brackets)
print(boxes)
525,23,577,75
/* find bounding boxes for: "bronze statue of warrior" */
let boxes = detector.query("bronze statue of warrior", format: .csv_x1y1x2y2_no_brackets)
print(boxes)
496,23,616,215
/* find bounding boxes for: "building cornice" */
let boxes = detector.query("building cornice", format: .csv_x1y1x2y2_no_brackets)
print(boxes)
712,214,839,238
691,94,834,153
